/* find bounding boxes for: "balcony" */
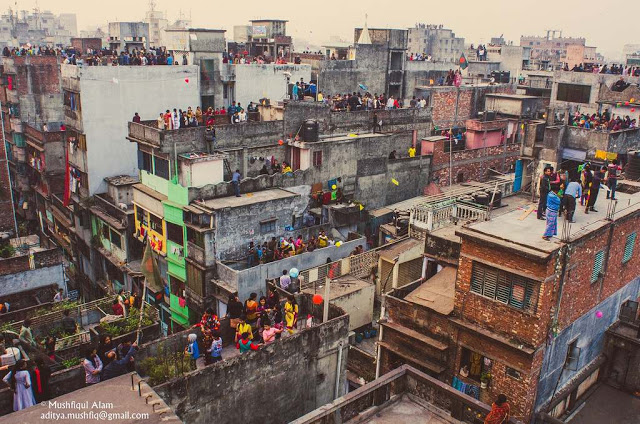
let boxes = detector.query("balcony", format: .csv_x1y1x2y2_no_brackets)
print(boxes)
128,121,205,151
68,145,87,173
292,365,522,424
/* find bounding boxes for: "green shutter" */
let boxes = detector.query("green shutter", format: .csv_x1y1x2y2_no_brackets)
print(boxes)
623,232,637,264
591,250,605,283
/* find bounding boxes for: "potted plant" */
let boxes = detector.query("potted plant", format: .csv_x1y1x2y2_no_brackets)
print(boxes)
480,371,492,389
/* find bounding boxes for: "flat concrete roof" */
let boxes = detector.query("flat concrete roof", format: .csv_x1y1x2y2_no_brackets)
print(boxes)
164,27,226,32
355,394,455,423
0,374,181,424
380,238,421,260
461,186,640,254
568,384,640,424
197,188,299,210
404,267,456,315
305,274,372,300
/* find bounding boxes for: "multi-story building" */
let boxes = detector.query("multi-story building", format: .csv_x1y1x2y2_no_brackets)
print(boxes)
246,19,291,59
408,24,465,63
163,28,226,109
378,181,640,422
0,9,77,48
108,22,150,52
0,55,64,235
144,2,168,47
59,63,200,300
520,31,586,70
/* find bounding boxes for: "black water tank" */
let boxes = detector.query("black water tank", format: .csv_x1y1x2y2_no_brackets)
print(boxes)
627,150,640,181
302,119,319,142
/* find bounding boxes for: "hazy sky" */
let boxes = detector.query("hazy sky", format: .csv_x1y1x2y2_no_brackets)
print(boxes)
9,0,637,59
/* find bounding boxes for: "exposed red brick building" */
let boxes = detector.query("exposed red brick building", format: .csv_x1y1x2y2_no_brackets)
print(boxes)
379,182,640,423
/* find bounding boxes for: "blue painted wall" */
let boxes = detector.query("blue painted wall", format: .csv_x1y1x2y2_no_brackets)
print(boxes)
534,276,640,411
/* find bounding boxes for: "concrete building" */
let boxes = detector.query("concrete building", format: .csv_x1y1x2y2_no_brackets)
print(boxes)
318,28,408,99
377,181,640,422
0,234,64,297
294,365,521,424
163,28,226,109
144,3,168,47
59,64,200,302
108,22,150,52
564,44,598,68
408,24,465,63
0,9,77,48
520,31,586,70
0,55,64,235
246,19,291,59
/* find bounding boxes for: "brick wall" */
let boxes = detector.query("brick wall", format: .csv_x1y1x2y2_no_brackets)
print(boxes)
429,139,520,186
382,294,544,421
455,239,556,348
431,85,515,128
558,211,640,329
0,247,62,276
0,137,14,233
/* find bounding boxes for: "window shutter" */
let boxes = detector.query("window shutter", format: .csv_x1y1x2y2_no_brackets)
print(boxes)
591,250,605,283
470,264,483,294
623,232,636,264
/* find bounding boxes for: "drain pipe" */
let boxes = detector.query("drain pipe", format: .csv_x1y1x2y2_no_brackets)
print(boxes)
334,341,344,399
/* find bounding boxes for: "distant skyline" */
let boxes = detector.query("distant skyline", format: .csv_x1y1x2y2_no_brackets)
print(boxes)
6,0,638,60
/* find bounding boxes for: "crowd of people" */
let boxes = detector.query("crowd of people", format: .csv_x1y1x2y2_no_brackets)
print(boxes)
539,159,622,240
150,101,261,130
223,50,289,65
244,230,352,267
569,109,636,131
564,63,640,76
185,290,303,368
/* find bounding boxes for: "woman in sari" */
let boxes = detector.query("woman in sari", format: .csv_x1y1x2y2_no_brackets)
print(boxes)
542,185,561,241
484,394,510,424
284,295,298,334
3,360,36,411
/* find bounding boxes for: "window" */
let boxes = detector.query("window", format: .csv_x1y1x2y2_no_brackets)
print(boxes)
63,90,81,111
171,276,186,297
260,218,276,234
101,222,109,240
110,228,122,249
505,367,522,380
149,213,163,233
187,226,205,248
154,156,169,179
470,262,539,313
166,222,184,245
619,300,639,322
136,206,146,226
565,339,581,371
591,250,605,283
623,232,637,264
460,347,490,382
556,83,591,104
138,151,152,173
312,151,322,167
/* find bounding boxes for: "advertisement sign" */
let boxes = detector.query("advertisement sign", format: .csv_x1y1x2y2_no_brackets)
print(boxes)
252,25,267,37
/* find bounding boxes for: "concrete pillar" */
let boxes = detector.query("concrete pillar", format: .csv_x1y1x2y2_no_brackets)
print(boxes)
242,146,248,177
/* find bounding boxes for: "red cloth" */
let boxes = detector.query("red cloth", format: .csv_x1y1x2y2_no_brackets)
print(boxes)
112,303,124,316
35,368,42,393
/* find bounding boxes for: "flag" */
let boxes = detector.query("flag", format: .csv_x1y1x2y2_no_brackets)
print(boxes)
141,240,163,295
459,53,468,70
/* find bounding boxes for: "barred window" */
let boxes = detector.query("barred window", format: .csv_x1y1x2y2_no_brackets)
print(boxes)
470,262,539,313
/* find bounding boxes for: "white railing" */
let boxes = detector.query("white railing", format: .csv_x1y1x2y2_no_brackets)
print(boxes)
410,200,488,232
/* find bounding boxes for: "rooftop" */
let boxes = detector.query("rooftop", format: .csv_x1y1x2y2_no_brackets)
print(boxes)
404,266,456,315
485,93,541,99
104,174,139,186
459,182,640,256
0,374,180,424
304,274,371,300
195,188,299,210
164,27,226,33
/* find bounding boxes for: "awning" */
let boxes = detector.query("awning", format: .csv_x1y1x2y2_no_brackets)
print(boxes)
562,148,587,161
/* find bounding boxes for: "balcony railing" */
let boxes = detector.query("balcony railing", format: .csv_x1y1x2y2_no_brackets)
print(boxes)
292,365,522,424
411,199,489,233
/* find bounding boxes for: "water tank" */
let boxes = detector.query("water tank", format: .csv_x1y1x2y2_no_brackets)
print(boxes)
627,150,640,181
302,119,319,142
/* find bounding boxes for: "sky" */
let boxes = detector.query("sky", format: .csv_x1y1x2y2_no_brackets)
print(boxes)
6,0,638,60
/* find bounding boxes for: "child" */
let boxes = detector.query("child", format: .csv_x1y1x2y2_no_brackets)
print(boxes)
207,331,223,364
235,316,253,343
236,332,260,353
261,320,283,344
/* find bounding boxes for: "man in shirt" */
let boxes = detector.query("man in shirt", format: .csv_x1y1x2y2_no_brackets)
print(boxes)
232,169,241,197
561,178,582,223
53,288,65,303
408,145,416,158
605,159,622,200
132,112,141,123
537,166,552,220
